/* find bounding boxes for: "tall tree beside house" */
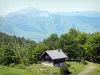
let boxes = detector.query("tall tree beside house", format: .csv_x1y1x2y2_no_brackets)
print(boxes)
58,33,75,59
32,42,48,63
58,32,80,60
76,32,87,60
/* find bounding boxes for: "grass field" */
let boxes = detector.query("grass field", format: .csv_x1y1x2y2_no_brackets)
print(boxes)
0,65,33,75
0,61,100,75
0,64,60,75
66,61,87,75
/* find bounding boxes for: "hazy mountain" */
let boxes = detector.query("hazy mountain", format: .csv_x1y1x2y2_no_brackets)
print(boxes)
0,7,100,42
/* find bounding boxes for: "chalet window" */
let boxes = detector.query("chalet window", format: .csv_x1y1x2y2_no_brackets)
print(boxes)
45,56,49,59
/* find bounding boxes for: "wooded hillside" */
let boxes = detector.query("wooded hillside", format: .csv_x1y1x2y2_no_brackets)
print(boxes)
0,28,100,66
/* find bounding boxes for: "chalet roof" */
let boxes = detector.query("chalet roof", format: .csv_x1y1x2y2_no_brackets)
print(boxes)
41,49,67,60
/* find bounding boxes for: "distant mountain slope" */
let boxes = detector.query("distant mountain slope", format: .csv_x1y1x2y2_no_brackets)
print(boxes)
0,7,100,42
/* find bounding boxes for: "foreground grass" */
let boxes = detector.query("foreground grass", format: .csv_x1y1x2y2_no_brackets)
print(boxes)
0,65,33,75
0,62,87,75
27,64,60,75
0,61,100,75
0,64,60,75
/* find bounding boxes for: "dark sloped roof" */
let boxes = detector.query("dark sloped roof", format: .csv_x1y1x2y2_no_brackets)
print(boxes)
41,49,67,60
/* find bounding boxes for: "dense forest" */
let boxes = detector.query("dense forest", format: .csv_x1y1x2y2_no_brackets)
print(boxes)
0,28,100,66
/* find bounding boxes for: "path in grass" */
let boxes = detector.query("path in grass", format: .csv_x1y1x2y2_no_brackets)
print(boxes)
78,64,96,75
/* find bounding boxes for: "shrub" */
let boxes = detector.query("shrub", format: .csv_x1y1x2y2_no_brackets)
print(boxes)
60,63,71,75
15,64,26,69
67,64,71,67
81,60,88,65
9,63,16,68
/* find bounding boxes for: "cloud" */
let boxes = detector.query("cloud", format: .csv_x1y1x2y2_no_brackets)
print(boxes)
0,0,100,16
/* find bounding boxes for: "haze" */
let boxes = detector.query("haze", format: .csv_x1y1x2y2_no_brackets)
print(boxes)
0,0,100,16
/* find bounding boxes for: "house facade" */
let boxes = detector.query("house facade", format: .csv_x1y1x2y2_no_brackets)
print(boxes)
40,49,67,67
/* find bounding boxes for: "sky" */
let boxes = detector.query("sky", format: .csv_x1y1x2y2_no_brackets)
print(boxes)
0,0,100,16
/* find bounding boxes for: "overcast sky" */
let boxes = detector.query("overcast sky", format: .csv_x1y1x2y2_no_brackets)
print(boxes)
0,0,100,16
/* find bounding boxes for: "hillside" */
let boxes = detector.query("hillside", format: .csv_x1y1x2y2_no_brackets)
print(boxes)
0,61,100,75
0,7,100,42
0,64,60,75
0,32,36,65
0,28,100,65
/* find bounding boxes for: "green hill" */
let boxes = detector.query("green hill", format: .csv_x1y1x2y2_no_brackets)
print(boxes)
0,61,100,75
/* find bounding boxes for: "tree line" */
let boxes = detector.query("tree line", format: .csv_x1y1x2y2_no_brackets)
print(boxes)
0,28,100,66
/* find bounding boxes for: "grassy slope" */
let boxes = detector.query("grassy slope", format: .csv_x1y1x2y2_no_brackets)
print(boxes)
86,62,100,75
27,64,60,75
67,61,100,75
66,61,87,75
0,65,32,75
0,62,100,75
0,64,60,75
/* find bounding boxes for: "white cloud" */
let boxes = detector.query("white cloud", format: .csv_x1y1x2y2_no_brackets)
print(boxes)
0,0,100,16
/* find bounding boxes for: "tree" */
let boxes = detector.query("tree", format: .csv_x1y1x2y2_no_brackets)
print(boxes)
2,46,19,66
49,33,58,41
58,33,78,59
76,32,87,60
0,48,3,64
76,32,86,45
0,32,36,66
69,28,79,37
84,32,100,62
32,43,48,63
58,29,87,60
43,33,59,50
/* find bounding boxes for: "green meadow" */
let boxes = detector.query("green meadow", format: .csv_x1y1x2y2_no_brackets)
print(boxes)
0,61,100,75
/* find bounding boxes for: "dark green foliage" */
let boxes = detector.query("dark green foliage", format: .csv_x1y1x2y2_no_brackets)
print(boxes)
58,28,100,63
60,63,71,75
32,42,48,63
14,64,26,69
84,32,100,62
80,60,88,65
2,47,19,66
0,32,36,66
43,33,59,50
9,63,16,68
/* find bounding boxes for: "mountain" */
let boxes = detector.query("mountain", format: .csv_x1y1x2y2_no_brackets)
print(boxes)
0,7,100,42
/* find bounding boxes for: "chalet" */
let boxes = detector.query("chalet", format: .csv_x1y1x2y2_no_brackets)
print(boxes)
40,49,67,67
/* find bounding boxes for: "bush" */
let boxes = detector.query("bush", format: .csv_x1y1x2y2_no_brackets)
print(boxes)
67,64,71,67
9,63,16,68
15,64,26,69
60,63,71,75
81,60,88,65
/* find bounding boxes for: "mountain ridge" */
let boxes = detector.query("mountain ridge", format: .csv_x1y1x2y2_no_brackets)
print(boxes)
0,7,100,42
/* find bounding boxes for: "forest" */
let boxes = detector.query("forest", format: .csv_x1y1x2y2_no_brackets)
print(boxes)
0,28,100,66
